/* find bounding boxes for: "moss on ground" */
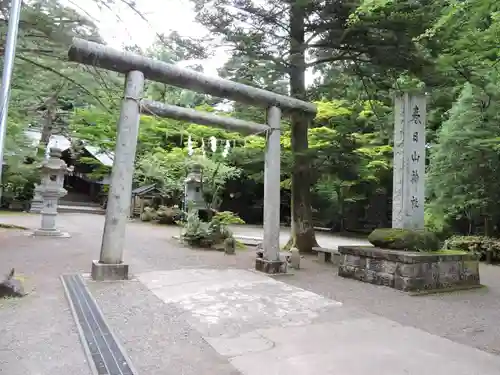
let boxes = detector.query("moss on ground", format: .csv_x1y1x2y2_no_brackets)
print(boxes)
0,223,28,230
419,249,468,255
0,210,32,215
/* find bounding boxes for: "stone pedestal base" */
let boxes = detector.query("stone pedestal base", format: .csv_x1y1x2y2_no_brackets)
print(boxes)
91,260,129,281
32,228,70,238
338,246,480,293
255,258,285,274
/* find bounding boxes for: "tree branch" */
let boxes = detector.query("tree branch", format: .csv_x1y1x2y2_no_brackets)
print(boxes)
228,3,290,33
17,55,111,112
306,52,355,67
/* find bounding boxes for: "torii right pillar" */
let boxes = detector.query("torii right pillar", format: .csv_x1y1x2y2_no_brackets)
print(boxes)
392,93,427,230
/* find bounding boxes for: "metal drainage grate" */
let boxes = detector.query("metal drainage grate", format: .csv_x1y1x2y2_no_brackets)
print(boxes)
61,274,135,375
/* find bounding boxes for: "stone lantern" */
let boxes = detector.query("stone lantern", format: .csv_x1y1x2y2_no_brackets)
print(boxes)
184,163,205,211
32,147,73,237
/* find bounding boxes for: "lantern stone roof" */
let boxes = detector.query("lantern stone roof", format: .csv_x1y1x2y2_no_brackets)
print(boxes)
40,148,71,172
184,174,202,183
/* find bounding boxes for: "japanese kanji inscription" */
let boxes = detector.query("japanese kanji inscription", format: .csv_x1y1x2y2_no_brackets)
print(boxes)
392,93,426,229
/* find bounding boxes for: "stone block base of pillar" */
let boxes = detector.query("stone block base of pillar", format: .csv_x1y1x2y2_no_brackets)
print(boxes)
32,228,70,238
91,260,129,281
255,258,286,274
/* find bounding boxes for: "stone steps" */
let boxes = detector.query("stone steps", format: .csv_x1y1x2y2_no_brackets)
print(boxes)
58,204,105,215
233,235,263,247
59,200,102,208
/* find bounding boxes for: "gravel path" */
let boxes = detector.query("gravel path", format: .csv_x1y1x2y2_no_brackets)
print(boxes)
1,212,499,375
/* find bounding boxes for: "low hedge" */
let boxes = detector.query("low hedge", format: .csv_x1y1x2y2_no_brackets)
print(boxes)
443,236,500,261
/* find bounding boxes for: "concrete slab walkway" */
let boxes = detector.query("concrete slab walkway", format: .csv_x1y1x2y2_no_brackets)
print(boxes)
138,268,500,375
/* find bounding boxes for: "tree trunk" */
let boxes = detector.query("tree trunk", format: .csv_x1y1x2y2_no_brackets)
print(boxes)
484,216,491,237
39,95,57,156
286,1,318,252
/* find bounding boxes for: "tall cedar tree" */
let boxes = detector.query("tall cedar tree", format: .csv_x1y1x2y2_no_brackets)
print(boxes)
190,0,434,251
427,83,500,235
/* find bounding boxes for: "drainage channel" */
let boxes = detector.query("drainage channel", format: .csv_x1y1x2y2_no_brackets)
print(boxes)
61,274,136,375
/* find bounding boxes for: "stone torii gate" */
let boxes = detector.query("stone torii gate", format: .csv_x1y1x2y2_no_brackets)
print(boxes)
67,38,317,281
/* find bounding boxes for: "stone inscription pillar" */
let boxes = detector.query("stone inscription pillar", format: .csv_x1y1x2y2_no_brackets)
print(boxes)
392,93,426,230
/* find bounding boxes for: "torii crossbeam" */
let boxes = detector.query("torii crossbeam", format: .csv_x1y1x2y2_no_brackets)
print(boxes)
67,38,317,280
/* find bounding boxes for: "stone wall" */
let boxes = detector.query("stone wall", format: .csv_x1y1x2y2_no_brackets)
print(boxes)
338,246,480,293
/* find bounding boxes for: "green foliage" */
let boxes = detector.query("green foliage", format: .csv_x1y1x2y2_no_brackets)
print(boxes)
181,211,212,247
1,0,124,209
156,205,184,225
181,210,237,248
424,207,451,240
427,83,500,229
212,211,245,225
443,236,500,261
368,228,441,252
0,223,29,230
69,109,118,151
71,107,242,209
1,121,40,206
140,207,157,222
134,148,241,208
140,205,185,224
421,0,500,86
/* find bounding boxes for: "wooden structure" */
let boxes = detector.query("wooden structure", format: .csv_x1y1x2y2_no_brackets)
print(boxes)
130,184,166,217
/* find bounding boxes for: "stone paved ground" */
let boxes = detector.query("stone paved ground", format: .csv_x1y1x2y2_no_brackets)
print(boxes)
135,268,500,375
1,213,500,374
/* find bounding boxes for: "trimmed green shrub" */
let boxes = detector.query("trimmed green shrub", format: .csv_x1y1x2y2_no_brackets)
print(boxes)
368,228,440,251
213,211,246,225
140,207,156,222
443,236,500,261
182,211,213,247
156,205,183,225
424,208,451,240
181,211,243,249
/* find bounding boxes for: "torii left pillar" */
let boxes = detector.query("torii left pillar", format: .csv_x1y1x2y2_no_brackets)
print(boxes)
91,70,144,281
